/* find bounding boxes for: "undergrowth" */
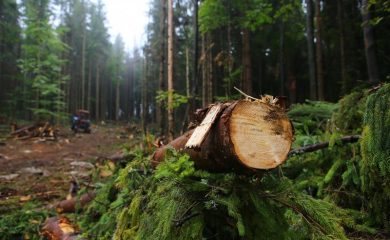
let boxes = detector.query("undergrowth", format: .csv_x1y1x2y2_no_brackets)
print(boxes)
79,148,374,240
0,202,50,240
75,84,389,239
360,84,390,230
285,84,389,236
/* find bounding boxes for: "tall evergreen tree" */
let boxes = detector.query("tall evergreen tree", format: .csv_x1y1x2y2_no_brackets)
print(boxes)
0,0,20,115
19,0,68,121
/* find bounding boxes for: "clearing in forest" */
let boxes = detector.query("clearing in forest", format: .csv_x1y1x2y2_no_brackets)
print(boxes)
0,124,130,208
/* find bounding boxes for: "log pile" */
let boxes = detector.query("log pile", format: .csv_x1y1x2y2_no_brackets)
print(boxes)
153,97,294,172
10,122,57,140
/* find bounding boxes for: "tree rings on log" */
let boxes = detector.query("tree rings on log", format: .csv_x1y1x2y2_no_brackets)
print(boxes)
229,100,293,169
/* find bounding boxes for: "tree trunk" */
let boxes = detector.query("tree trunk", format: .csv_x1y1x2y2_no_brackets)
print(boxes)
115,79,120,121
81,24,86,109
227,20,232,98
315,0,324,100
153,100,293,172
141,58,148,133
279,21,285,96
87,59,92,111
95,62,100,120
202,35,207,107
337,0,348,94
207,36,213,104
129,58,134,119
361,0,379,83
167,0,174,141
189,0,199,121
306,0,316,100
157,0,166,135
242,28,252,96
186,47,190,98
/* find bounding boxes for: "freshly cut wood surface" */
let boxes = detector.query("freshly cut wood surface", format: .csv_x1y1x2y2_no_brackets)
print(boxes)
230,101,293,169
185,104,223,149
153,100,293,172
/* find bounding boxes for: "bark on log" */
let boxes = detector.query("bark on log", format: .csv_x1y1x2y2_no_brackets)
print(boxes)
152,100,293,172
41,217,80,240
56,192,96,213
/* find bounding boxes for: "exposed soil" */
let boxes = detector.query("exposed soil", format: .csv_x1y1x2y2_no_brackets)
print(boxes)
0,124,130,207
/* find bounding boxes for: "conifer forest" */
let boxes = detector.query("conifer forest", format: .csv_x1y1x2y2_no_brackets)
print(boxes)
0,0,390,239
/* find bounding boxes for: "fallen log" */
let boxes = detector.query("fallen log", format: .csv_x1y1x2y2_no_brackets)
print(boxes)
153,99,294,172
56,192,96,213
41,216,80,240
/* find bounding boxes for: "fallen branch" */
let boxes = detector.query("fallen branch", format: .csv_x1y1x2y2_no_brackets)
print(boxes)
288,135,360,156
173,212,200,227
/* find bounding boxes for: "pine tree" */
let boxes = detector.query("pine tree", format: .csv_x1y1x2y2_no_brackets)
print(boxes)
19,0,68,121
0,0,20,115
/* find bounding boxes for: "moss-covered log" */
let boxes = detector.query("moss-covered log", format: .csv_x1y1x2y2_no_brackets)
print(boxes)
153,100,293,172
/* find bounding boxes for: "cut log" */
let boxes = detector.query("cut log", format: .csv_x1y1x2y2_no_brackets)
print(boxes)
56,192,96,213
153,100,293,172
41,217,80,240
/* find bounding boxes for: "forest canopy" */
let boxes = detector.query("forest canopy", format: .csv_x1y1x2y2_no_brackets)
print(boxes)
0,0,389,131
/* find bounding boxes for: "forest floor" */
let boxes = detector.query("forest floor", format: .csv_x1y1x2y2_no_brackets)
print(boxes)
0,123,131,210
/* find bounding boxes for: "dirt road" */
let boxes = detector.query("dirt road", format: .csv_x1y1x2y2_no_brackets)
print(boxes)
0,124,129,206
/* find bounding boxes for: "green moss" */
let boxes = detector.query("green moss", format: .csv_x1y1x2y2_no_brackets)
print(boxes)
0,202,50,240
360,83,390,230
331,89,368,133
77,147,377,239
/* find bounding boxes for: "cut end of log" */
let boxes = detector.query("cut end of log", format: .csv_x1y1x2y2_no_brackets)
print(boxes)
229,101,293,169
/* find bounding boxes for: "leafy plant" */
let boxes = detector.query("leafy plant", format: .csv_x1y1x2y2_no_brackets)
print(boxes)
156,90,189,109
